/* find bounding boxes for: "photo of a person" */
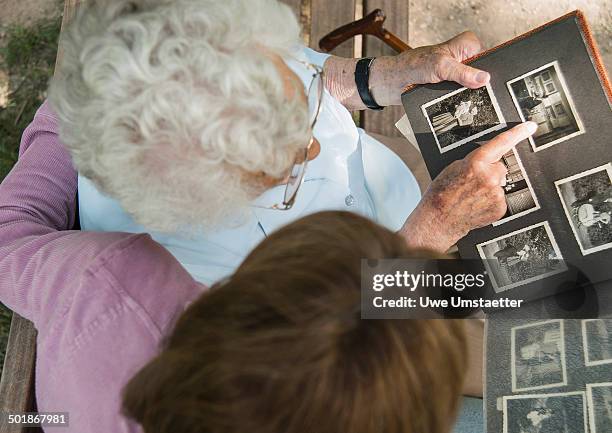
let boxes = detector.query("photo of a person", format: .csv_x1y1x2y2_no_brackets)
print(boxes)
521,404,554,433
556,164,612,255
511,320,566,392
494,243,532,265
432,100,479,134
570,184,612,228
477,222,567,292
422,83,506,153
503,392,588,433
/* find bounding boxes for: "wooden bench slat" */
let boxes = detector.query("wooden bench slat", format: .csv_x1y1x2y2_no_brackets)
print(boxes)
0,315,37,433
309,0,355,59
61,0,83,28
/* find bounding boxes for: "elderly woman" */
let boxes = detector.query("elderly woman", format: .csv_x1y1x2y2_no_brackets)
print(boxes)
49,0,524,284
1,99,477,432
1,10,535,427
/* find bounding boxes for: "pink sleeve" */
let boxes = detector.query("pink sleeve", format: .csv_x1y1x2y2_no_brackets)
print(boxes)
2,100,77,233
0,101,122,323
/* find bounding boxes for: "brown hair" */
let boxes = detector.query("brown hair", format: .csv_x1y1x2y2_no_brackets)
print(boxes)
122,211,467,433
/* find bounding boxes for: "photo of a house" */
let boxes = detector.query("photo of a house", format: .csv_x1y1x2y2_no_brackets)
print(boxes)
507,61,584,151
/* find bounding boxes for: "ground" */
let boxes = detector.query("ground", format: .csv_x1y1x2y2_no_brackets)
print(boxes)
409,0,612,72
0,0,62,104
0,0,61,27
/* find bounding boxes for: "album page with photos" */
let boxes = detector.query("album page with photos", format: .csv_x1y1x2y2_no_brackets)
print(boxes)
400,11,612,305
485,316,612,433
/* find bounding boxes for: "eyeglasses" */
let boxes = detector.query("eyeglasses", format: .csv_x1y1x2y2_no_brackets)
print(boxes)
254,60,324,211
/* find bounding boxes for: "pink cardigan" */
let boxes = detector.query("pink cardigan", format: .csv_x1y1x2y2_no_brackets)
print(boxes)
0,101,205,432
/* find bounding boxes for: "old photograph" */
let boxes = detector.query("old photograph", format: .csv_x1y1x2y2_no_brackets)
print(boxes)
421,83,506,153
507,61,584,152
495,149,540,226
582,319,612,367
503,392,587,433
511,320,567,392
555,164,612,255
477,222,567,293
587,383,612,433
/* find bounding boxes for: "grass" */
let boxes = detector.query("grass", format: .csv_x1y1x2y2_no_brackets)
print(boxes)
0,12,62,376
0,18,61,178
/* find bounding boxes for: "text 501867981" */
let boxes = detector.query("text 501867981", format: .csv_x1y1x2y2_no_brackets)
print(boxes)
1,412,69,427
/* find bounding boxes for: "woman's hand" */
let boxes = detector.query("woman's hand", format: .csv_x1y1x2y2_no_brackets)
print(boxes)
369,31,490,107
399,122,538,253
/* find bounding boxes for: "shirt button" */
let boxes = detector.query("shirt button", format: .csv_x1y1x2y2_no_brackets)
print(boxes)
345,194,356,207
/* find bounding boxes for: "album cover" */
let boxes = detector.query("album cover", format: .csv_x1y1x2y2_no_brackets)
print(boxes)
400,11,612,305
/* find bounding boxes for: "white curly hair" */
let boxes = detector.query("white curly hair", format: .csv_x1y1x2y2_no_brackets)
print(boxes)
49,0,310,232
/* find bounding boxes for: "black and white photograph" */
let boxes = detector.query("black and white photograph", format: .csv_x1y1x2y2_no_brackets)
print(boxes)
503,392,587,433
555,164,612,255
507,61,584,152
477,222,567,293
421,83,506,153
511,320,567,392
495,149,540,226
587,383,612,433
582,319,612,367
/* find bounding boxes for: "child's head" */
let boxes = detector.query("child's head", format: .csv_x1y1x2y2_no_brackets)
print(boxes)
122,211,468,433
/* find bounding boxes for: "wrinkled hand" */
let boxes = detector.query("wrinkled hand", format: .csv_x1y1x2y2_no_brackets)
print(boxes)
370,31,490,106
399,122,538,253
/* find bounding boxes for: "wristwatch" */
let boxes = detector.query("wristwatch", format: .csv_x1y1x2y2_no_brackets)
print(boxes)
355,57,384,111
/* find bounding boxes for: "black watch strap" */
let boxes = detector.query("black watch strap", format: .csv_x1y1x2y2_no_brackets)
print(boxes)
355,57,384,111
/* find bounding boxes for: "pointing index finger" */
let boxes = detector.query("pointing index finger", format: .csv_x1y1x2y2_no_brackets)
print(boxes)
474,122,538,163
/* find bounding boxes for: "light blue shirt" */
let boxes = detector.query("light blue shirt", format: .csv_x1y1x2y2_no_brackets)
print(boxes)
77,48,421,285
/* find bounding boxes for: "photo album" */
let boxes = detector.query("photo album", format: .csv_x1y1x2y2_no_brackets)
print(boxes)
400,11,612,306
400,11,612,433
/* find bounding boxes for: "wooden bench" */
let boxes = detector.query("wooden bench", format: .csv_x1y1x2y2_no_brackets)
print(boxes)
0,2,425,432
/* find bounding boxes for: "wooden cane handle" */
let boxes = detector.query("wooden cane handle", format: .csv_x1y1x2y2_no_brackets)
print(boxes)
319,8,411,53
378,29,411,52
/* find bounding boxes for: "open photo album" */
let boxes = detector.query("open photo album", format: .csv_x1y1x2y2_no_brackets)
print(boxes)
400,11,612,433
400,11,612,305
